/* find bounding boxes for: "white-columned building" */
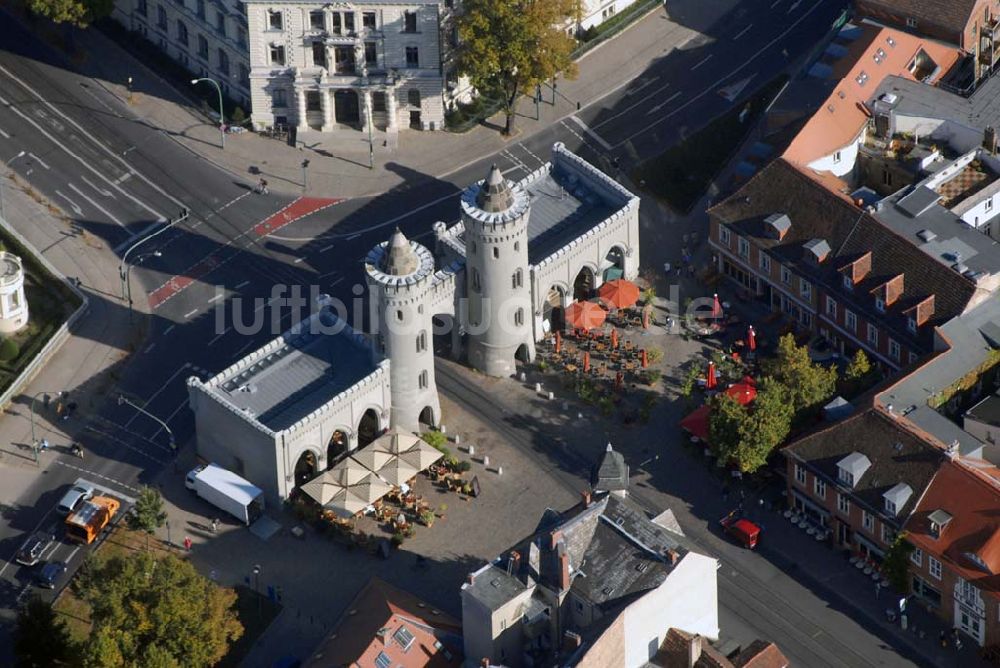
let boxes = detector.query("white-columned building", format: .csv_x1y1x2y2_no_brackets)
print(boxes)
188,143,642,502
0,253,28,334
242,0,452,134
112,0,252,107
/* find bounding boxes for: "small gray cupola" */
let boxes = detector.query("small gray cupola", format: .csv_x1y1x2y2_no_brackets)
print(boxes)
882,482,912,516
382,227,419,275
837,452,872,487
928,509,953,539
476,164,515,213
764,213,791,240
591,442,629,497
803,238,831,264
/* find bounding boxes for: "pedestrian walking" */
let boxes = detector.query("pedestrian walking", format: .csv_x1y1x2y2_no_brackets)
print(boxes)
184,536,193,552
875,581,881,599
211,518,219,533
40,438,49,451
939,630,948,648
256,178,269,195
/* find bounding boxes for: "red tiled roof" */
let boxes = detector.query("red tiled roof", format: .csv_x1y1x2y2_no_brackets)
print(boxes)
733,640,791,668
783,24,961,167
857,0,981,38
303,577,463,668
905,461,1000,595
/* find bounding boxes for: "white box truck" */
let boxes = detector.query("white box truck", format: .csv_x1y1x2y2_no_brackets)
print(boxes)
185,464,264,525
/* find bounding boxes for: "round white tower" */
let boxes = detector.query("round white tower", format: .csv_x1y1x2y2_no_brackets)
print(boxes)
0,252,28,334
461,165,534,377
365,229,441,430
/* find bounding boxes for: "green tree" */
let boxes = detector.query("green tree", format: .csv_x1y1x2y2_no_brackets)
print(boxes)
75,551,243,667
882,531,915,593
845,349,871,382
14,596,73,667
127,486,167,549
27,0,113,26
0,338,20,362
764,334,837,414
457,0,578,135
709,381,793,473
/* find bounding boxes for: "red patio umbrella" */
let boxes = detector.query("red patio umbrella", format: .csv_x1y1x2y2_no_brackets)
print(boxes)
680,405,711,441
583,351,591,373
598,279,641,309
565,301,607,331
747,325,756,352
640,349,648,368
611,328,619,349
712,293,723,320
725,381,757,405
555,330,562,353
706,361,717,390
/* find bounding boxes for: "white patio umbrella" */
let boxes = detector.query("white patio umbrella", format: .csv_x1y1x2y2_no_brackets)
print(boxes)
351,447,397,474
300,472,347,506
328,457,373,487
348,475,392,504
399,438,445,470
375,426,424,454
326,487,369,519
377,457,420,486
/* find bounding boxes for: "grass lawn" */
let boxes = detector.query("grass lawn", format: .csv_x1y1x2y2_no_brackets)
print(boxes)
633,75,789,213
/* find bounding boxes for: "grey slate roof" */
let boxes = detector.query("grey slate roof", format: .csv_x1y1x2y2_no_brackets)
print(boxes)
591,443,629,493
208,312,378,431
784,407,945,524
857,0,979,39
966,391,1000,428
523,168,618,265
464,564,528,612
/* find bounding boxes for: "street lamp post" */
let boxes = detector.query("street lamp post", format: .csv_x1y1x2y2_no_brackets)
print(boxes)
252,564,262,619
119,208,188,304
301,159,310,193
29,390,63,464
0,151,27,222
191,78,226,150
124,251,162,320
117,393,177,454
165,519,172,550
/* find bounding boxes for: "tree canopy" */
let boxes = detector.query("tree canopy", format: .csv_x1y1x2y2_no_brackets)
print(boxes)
14,596,73,667
709,379,793,473
127,486,167,548
457,0,578,134
74,551,243,667
28,0,114,26
764,334,837,414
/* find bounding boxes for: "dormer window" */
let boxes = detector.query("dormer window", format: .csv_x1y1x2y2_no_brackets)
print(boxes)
907,316,917,333
967,552,990,571
883,482,912,517
885,498,896,515
837,452,871,487
875,296,885,313
843,274,853,291
839,469,854,486
928,509,953,539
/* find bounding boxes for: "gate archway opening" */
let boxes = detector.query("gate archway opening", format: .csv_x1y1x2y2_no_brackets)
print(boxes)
294,450,317,488
327,430,349,469
573,266,595,301
358,409,381,448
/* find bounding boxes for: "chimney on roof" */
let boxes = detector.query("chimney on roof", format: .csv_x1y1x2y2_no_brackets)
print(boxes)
550,530,563,551
886,404,894,415
481,658,491,668
508,550,521,576
947,440,960,460
667,549,680,566
559,552,570,591
687,635,703,668
466,572,475,585
581,489,592,507
986,126,998,154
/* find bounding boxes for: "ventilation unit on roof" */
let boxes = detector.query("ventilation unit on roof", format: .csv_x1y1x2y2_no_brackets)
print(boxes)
887,36,896,47
953,263,969,274
917,229,937,242
877,48,886,59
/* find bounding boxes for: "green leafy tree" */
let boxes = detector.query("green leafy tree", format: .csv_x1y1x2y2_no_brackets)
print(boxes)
14,596,73,667
127,485,167,549
0,338,20,362
75,551,243,667
764,334,837,414
709,380,793,473
27,0,113,26
845,349,871,382
882,531,915,593
458,0,578,135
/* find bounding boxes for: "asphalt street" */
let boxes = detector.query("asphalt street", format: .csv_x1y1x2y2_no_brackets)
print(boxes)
0,1,917,666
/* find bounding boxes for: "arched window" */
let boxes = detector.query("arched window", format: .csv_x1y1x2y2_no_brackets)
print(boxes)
416,330,427,352
396,309,404,321
418,370,428,389
493,247,499,259
514,308,524,326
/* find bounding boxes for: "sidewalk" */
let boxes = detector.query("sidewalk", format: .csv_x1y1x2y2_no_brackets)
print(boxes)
0,173,138,470
56,1,736,199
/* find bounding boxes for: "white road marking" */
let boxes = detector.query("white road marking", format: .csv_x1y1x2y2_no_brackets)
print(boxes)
54,459,145,491
692,54,713,70
0,126,9,139
208,327,230,346
28,152,50,170
233,340,256,358
0,510,61,578
66,545,81,562
122,363,192,428
68,182,127,229
80,174,114,197
293,257,305,264
163,324,175,335
770,0,781,7
330,277,344,287
208,293,224,303
318,270,340,279
646,91,683,115
234,280,250,289
626,76,660,96
319,244,335,252
144,343,156,353
568,115,612,151
734,24,752,40
184,308,198,318
55,190,84,216
787,0,801,12
114,172,132,185
150,399,190,440
614,0,826,148
347,233,362,241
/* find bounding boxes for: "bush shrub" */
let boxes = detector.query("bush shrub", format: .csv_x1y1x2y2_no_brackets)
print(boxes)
0,338,20,362
457,460,472,473
422,430,447,450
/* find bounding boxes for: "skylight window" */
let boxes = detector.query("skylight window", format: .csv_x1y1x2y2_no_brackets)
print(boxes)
375,652,391,668
393,626,415,651
887,36,896,47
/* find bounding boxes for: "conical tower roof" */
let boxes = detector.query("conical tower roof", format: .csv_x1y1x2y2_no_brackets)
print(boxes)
476,164,514,213
382,228,419,275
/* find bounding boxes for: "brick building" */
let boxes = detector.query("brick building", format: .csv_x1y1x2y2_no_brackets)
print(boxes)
707,159,978,371
783,405,944,560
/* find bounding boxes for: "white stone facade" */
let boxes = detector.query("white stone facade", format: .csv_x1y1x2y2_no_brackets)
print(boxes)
112,0,252,107
243,0,448,133
0,253,28,334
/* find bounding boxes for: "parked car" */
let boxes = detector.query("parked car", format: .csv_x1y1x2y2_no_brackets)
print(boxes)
720,512,761,550
16,532,56,566
35,561,67,589
57,481,97,515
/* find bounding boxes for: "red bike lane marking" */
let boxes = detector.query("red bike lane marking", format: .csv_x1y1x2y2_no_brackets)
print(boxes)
146,197,344,310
